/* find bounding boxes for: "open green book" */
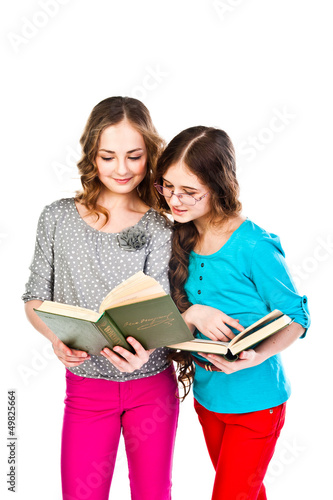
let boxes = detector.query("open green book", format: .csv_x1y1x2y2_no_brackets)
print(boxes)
168,310,293,361
34,272,193,355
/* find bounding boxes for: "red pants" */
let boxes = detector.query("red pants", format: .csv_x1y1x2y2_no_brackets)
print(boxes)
194,399,286,500
61,366,179,500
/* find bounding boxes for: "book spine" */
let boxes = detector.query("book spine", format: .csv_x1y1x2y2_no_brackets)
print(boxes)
223,350,239,362
95,315,133,352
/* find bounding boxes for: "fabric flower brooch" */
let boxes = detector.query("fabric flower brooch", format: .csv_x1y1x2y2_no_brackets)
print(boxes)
117,227,148,251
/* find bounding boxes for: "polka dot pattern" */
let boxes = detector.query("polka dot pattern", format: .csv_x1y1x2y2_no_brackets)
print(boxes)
22,198,173,381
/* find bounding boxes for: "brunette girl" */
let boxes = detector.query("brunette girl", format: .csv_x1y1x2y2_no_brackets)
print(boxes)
154,126,310,500
23,97,178,500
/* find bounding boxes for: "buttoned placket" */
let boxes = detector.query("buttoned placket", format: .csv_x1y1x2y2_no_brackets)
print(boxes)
197,261,205,297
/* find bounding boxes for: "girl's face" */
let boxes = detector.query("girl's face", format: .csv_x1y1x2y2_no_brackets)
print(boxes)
96,120,147,195
162,162,211,225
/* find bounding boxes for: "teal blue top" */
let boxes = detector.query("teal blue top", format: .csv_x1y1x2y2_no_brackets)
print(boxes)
184,219,310,414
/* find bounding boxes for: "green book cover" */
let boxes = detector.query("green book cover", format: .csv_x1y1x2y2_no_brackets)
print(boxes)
105,295,194,350
34,295,194,356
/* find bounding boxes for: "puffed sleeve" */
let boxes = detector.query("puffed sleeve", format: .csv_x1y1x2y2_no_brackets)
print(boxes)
143,212,172,294
250,235,310,337
22,205,55,302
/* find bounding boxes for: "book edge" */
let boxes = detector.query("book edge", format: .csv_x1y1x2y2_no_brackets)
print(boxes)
230,316,293,355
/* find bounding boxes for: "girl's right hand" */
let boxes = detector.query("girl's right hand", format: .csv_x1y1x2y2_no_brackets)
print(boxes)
182,304,244,342
52,337,90,367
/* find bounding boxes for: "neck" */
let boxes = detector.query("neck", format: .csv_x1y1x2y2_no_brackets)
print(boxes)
193,214,246,255
97,188,146,212
194,214,239,236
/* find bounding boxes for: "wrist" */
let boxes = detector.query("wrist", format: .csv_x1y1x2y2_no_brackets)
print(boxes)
253,346,269,364
182,305,197,333
51,333,61,347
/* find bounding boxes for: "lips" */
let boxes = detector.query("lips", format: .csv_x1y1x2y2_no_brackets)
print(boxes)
171,207,188,216
113,178,132,184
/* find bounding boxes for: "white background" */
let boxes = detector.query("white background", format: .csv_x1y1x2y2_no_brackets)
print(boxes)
1,0,332,498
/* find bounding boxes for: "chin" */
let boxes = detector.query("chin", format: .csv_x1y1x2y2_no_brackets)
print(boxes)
101,180,135,193
172,213,193,223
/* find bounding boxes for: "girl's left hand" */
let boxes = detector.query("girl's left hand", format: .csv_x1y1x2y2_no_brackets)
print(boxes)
100,337,155,373
199,349,266,375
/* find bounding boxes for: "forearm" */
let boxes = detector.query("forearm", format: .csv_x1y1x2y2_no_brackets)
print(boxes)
25,300,90,366
255,321,305,361
24,300,58,344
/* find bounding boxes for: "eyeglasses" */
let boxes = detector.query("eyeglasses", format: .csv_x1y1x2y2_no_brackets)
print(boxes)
154,183,209,206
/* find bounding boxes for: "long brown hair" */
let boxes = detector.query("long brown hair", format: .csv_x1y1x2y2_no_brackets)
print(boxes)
75,96,165,223
155,126,242,398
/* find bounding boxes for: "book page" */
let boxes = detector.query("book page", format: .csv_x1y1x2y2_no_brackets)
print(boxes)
102,290,166,310
168,338,229,355
99,272,166,312
230,315,293,355
229,310,283,347
36,301,100,322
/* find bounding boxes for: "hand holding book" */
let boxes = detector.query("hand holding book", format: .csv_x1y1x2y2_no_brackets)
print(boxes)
52,336,91,367
169,310,294,360
197,317,304,374
101,336,155,373
34,272,296,368
34,272,194,356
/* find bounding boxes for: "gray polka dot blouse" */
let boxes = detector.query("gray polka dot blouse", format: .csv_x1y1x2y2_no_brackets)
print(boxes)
22,198,173,381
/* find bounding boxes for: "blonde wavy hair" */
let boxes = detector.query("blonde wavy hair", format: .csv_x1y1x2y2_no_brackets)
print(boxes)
75,96,165,223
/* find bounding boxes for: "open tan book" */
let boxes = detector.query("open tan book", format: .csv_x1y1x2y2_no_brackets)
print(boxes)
37,272,166,322
34,272,193,355
168,310,293,361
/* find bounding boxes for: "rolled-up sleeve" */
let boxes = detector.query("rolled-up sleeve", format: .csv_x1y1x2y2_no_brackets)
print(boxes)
22,206,55,303
250,237,311,337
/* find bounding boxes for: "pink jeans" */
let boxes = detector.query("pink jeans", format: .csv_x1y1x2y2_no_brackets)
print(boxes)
61,366,179,500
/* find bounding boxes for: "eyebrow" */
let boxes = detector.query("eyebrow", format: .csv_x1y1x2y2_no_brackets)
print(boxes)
162,177,199,192
99,148,144,154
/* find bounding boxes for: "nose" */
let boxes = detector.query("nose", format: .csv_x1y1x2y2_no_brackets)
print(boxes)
169,193,183,206
115,157,129,175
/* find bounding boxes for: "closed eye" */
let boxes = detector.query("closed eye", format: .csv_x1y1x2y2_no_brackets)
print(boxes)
162,181,196,195
128,156,142,161
164,184,195,196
